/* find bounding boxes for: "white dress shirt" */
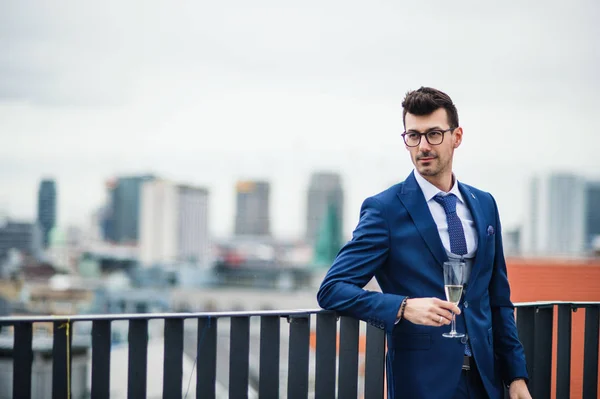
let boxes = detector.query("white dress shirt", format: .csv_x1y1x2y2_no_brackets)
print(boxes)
414,170,478,258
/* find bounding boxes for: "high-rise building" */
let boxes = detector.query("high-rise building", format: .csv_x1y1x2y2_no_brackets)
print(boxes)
37,179,57,248
234,180,270,236
522,173,586,256
106,175,155,244
139,180,177,265
306,172,344,243
139,180,209,267
0,219,43,262
96,204,114,243
178,185,210,264
585,181,600,250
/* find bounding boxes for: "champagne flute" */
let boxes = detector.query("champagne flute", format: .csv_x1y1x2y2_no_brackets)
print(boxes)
442,260,465,338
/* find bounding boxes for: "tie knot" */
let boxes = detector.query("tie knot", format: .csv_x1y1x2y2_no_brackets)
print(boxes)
433,193,458,214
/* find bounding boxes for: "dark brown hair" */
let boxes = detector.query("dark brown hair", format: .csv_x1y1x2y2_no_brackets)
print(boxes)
401,87,459,129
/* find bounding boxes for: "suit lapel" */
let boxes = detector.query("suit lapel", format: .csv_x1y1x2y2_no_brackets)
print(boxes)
458,183,488,288
397,172,447,267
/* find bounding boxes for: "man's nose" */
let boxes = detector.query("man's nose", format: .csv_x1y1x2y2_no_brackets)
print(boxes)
418,137,432,152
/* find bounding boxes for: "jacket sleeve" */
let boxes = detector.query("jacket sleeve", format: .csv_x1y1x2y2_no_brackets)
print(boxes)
316,196,405,332
488,194,529,385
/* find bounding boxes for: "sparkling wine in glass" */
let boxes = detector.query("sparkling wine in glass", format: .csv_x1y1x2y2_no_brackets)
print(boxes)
442,260,465,338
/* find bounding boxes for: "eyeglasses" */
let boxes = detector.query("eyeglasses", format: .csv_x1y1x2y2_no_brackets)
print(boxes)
401,128,455,147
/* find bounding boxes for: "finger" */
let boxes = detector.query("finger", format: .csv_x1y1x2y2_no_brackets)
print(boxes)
437,310,453,324
428,311,448,326
442,309,454,321
421,312,440,326
438,301,461,315
437,312,452,325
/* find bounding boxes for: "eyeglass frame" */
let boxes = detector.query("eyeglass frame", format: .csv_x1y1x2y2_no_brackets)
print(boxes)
401,127,456,147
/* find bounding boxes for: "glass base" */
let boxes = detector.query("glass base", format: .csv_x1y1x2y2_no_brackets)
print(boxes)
442,332,465,338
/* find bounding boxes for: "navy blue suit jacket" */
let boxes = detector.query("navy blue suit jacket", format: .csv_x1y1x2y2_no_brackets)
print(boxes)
317,172,528,399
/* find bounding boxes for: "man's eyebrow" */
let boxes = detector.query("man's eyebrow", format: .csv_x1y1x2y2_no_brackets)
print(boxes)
406,126,444,133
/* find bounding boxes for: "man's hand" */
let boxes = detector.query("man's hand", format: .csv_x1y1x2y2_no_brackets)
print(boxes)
508,379,531,399
400,298,460,326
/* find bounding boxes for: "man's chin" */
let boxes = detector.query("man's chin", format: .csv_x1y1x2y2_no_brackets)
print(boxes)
417,165,438,177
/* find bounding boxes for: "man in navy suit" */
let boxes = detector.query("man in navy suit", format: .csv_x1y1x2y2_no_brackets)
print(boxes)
317,87,531,399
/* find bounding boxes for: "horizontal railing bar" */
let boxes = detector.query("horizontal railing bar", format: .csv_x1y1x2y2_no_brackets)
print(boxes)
514,301,600,307
2,302,598,324
0,308,332,323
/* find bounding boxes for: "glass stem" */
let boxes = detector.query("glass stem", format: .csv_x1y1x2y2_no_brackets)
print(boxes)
451,312,457,334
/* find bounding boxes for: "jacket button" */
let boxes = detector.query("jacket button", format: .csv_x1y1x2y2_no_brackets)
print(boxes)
464,301,469,308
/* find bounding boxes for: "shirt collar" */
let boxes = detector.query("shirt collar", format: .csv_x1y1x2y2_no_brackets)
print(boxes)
413,169,465,204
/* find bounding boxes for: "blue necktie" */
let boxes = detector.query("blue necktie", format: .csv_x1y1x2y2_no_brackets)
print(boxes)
433,193,472,356
433,194,467,256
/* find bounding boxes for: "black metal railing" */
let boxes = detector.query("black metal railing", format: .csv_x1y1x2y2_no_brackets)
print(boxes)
513,301,599,399
0,309,386,399
1,301,598,398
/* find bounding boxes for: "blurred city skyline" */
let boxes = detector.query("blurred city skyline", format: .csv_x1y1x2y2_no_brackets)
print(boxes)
1,0,599,238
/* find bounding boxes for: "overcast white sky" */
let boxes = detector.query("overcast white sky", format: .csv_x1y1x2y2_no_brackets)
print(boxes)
1,0,599,239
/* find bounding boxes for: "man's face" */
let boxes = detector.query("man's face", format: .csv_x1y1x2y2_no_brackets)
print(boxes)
404,107,462,178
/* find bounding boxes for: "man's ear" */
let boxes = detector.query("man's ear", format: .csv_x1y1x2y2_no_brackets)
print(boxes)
453,127,463,148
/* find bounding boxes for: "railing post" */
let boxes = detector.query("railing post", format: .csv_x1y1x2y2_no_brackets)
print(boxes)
128,319,148,399
532,306,553,399
163,318,184,398
556,304,572,398
338,316,359,398
259,316,280,398
13,322,33,399
229,316,250,399
516,306,535,392
315,313,337,399
364,324,386,399
583,305,599,399
91,320,112,398
52,320,71,399
287,315,310,399
196,317,218,399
